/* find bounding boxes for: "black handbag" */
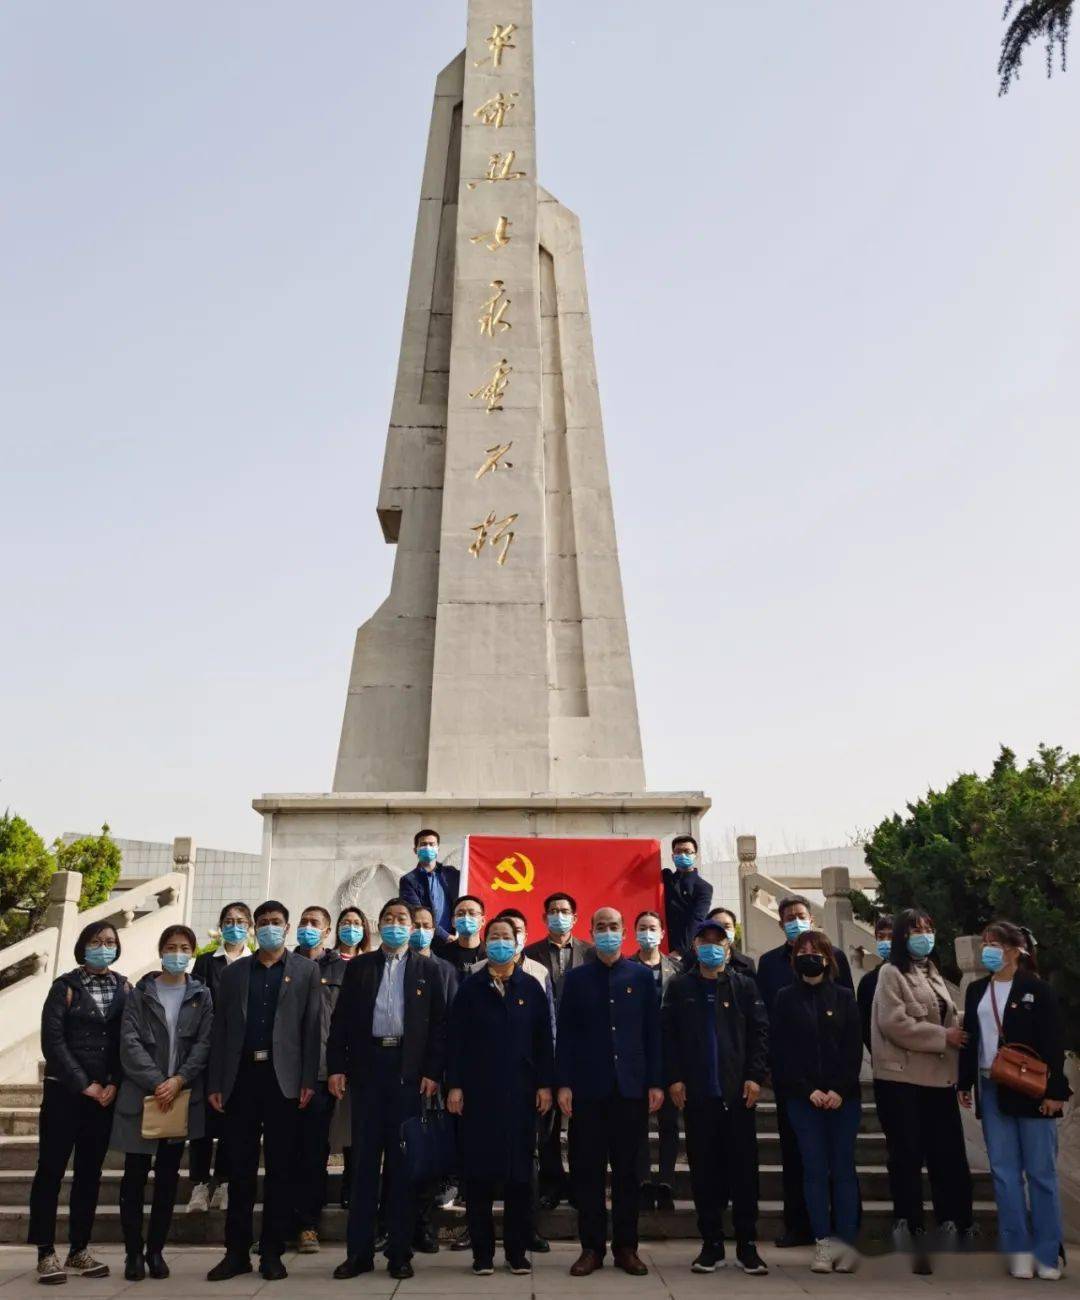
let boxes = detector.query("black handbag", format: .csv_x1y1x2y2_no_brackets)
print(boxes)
400,1096,458,1182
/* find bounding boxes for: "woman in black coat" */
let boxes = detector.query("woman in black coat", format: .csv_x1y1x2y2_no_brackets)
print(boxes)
958,920,1069,1280
28,921,131,1285
770,930,863,1275
446,916,554,1276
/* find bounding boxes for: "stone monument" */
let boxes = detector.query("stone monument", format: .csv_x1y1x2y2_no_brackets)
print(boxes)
256,0,709,920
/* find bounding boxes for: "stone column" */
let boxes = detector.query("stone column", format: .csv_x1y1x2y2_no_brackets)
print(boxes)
820,865,852,949
45,871,83,977
172,836,197,928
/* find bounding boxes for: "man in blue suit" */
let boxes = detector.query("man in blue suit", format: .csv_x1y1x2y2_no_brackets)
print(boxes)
556,907,663,1278
397,830,460,943
661,836,713,959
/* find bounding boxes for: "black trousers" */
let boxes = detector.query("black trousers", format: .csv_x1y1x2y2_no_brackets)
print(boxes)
293,1082,334,1230
119,1142,185,1253
346,1047,420,1265
776,1094,813,1238
568,1095,647,1254
538,1110,569,1195
188,1104,229,1185
874,1079,973,1231
223,1061,300,1259
684,1097,760,1245
27,1080,113,1253
637,1098,679,1186
466,1178,531,1263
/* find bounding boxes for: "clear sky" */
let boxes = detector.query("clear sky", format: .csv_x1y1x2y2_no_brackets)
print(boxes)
3,1,1078,858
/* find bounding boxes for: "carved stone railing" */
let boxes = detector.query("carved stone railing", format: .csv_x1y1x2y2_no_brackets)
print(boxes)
0,838,196,1083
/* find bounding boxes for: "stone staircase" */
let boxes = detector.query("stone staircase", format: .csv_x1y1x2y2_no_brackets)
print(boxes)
0,1082,996,1247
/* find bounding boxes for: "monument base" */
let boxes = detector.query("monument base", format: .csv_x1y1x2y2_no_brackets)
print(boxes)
254,792,711,925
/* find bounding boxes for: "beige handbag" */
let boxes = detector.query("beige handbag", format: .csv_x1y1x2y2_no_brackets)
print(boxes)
141,1089,191,1140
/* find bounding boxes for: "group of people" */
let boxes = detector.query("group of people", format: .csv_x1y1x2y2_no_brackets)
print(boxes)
26,829,1070,1286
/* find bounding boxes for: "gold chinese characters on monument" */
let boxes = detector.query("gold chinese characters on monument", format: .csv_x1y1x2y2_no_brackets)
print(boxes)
468,358,512,413
467,151,526,190
475,23,516,69
474,91,518,129
469,216,512,251
469,511,518,566
475,442,514,479
478,281,511,337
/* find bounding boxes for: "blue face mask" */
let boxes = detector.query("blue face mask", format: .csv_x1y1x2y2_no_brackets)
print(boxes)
636,929,660,951
409,927,434,951
487,938,517,965
697,943,726,969
673,853,695,871
338,924,364,948
84,944,116,970
547,912,573,935
594,930,623,955
981,945,1005,972
296,925,323,950
907,932,935,959
162,952,190,975
221,923,248,945
256,924,286,951
875,939,892,961
455,914,480,937
417,846,438,864
783,917,812,943
380,923,410,949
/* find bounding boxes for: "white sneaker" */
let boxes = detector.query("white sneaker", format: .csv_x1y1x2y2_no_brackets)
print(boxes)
210,1182,228,1211
187,1182,211,1213
811,1240,833,1273
1010,1253,1036,1280
1036,1263,1062,1281
833,1242,860,1274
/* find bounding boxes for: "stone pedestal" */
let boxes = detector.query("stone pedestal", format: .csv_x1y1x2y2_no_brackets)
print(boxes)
255,792,710,924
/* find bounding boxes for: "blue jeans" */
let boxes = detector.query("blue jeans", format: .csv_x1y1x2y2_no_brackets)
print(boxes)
980,1076,1062,1268
786,1097,861,1243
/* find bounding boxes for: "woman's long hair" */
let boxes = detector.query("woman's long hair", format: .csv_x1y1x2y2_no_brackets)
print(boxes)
983,919,1039,974
889,907,938,975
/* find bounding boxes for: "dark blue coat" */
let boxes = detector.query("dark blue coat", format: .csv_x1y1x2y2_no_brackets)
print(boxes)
555,957,662,1100
661,869,713,954
447,967,554,1183
398,862,461,942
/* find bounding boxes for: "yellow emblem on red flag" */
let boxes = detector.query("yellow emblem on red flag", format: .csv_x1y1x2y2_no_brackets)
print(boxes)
490,852,535,893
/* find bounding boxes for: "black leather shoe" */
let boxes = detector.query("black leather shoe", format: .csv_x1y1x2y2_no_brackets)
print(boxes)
145,1251,169,1280
260,1256,288,1281
530,1233,550,1254
207,1254,253,1281
773,1231,814,1249
124,1251,145,1281
388,1259,415,1280
654,1183,675,1213
413,1231,439,1254
333,1256,374,1279
449,1229,472,1252
539,1192,561,1211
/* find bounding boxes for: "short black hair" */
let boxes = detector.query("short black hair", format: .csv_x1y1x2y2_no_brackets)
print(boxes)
159,924,197,952
495,907,527,926
778,895,811,921
253,899,289,924
484,916,517,940
413,828,441,849
74,921,120,966
874,913,894,935
379,896,411,922
544,891,578,913
410,905,434,924
672,835,698,853
300,905,332,929
218,901,252,927
709,907,737,927
454,894,485,912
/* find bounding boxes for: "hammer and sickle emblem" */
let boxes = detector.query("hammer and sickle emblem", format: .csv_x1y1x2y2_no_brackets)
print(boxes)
490,852,536,893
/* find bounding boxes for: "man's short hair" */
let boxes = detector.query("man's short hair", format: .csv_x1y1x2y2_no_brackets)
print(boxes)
413,828,441,849
777,895,811,921
484,916,517,940
254,899,289,924
672,835,698,853
495,907,527,926
454,894,485,913
379,896,411,921
301,905,332,928
410,905,434,924
543,891,578,913
709,907,737,927
874,913,894,935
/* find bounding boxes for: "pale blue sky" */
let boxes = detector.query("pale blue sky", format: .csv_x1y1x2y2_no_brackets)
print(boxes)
3,2,1078,857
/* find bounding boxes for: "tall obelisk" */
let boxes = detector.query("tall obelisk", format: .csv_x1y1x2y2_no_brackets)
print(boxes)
333,0,647,797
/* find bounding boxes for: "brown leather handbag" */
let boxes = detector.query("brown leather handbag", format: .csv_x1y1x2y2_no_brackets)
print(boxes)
987,982,1048,1101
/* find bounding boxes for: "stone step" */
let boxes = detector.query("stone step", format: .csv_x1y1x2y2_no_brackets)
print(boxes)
0,1200,1001,1245
0,1085,42,1108
0,1108,39,1136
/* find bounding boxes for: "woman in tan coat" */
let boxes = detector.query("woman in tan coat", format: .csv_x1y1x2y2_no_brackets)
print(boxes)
871,907,975,1267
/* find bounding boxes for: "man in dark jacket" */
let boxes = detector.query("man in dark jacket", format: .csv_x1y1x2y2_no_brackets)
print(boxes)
205,901,321,1283
856,914,893,1051
661,835,713,959
754,894,854,1248
663,920,770,1275
398,829,460,943
556,907,663,1278
681,907,757,977
327,897,448,1281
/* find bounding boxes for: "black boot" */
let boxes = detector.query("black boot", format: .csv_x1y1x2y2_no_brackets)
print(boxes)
124,1251,145,1282
146,1250,169,1279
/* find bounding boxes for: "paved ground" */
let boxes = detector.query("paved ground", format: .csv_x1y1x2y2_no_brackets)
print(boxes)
0,1244,1074,1299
